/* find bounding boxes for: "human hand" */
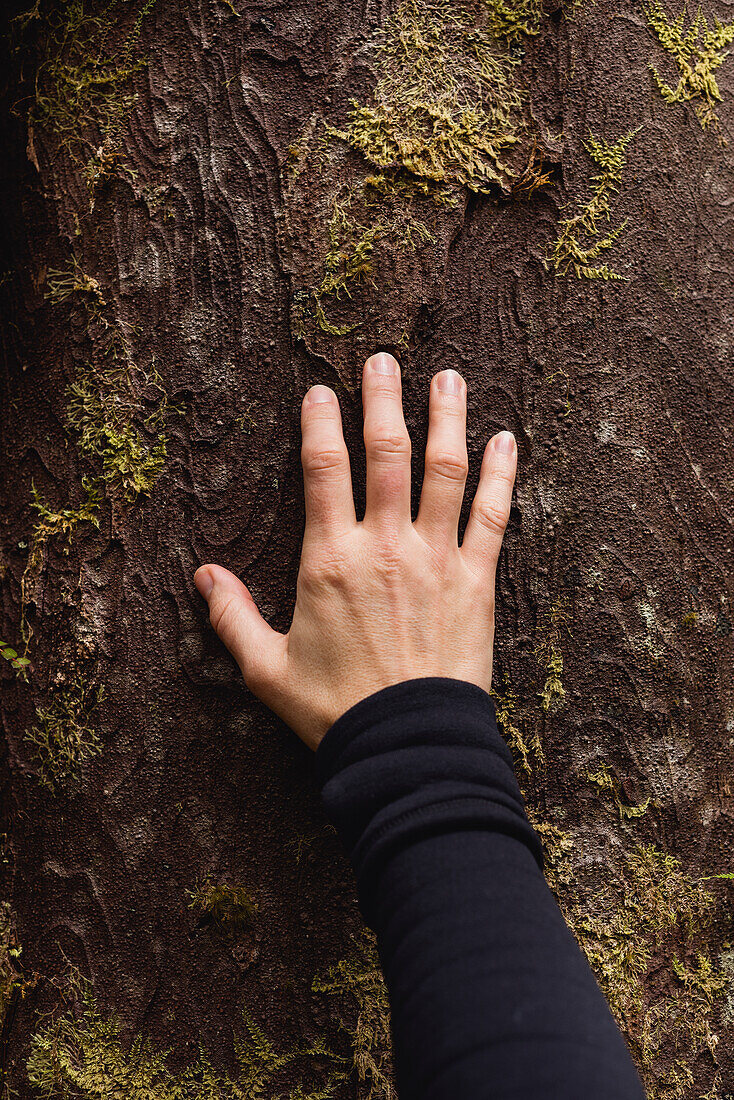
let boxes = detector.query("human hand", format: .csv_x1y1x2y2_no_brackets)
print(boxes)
194,353,517,751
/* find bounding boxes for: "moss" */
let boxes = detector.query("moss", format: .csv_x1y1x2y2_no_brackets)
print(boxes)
20,477,102,650
548,128,639,281
28,970,343,1100
24,674,105,791
334,0,530,201
586,762,651,819
645,0,734,130
313,934,394,1100
302,182,434,336
564,844,728,1098
534,597,572,714
1,902,35,1038
529,817,576,890
187,879,257,927
490,671,544,773
67,369,168,502
45,257,106,310
29,0,158,188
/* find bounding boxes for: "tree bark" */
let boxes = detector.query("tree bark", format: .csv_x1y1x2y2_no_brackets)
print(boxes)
1,0,733,1097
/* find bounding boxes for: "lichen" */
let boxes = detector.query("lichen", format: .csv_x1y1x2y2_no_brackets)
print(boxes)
534,597,572,714
24,674,105,791
567,844,728,1098
490,670,544,773
27,970,343,1100
586,762,651,819
305,185,435,335
20,477,102,650
548,128,639,281
187,879,258,926
42,252,175,503
334,0,529,201
313,934,395,1100
66,368,168,503
44,258,106,311
1,902,34,1038
29,0,159,191
645,0,734,130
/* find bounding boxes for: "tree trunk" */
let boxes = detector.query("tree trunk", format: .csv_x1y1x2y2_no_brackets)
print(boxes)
1,0,733,1097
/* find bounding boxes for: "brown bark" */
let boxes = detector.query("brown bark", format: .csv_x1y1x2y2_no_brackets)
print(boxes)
1,0,733,1097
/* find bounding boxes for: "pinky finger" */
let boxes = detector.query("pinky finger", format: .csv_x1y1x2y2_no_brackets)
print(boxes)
461,431,517,574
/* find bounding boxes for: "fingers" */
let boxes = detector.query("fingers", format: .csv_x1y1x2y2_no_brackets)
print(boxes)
461,431,517,575
362,352,412,527
415,369,468,545
301,385,356,537
194,565,287,694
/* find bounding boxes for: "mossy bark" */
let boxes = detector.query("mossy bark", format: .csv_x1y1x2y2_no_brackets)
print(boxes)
1,0,733,1097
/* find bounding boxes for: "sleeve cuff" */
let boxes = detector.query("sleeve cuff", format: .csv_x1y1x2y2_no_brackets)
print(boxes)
316,677,544,927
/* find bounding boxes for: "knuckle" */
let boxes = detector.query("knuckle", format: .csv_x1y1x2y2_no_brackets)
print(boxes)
426,448,469,483
472,498,510,534
209,592,241,640
298,547,350,590
365,425,411,461
301,443,346,476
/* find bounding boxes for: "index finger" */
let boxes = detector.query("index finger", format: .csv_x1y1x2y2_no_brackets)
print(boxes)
300,385,356,536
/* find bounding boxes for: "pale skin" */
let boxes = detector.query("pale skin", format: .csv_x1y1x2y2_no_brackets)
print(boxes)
194,352,517,751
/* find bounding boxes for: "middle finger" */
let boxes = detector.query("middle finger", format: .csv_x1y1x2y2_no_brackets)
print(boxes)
362,352,412,528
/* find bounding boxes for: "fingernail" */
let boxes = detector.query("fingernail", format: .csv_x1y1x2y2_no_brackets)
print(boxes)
194,566,214,600
495,431,516,455
307,385,334,404
437,369,462,395
366,352,398,375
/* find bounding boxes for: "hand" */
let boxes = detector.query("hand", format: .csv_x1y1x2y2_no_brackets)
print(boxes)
194,353,517,751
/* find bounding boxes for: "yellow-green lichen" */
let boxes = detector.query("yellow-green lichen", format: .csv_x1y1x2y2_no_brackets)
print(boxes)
1,902,34,1038
534,597,572,714
27,970,343,1100
44,258,106,311
29,0,158,191
560,843,729,1099
24,674,105,791
548,128,639,281
43,252,174,504
305,185,435,335
645,0,734,130
335,0,530,201
187,879,258,926
313,934,394,1100
490,671,544,773
586,762,651,819
66,368,168,503
20,477,102,650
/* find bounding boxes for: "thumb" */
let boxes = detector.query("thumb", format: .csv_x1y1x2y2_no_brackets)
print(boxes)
194,564,286,695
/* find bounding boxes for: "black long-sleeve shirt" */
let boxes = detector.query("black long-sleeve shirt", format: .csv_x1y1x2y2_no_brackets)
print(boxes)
315,677,645,1100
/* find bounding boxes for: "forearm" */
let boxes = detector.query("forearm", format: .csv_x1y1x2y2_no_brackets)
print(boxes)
316,678,645,1100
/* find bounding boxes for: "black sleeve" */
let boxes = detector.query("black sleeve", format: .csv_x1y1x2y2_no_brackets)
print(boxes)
315,677,645,1100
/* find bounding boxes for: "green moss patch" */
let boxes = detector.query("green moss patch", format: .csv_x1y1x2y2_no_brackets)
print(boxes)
313,934,394,1100
548,128,639,281
534,597,572,714
645,0,734,131
538,828,731,1100
28,970,343,1100
187,879,258,927
490,670,544,773
24,674,105,792
28,0,158,193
